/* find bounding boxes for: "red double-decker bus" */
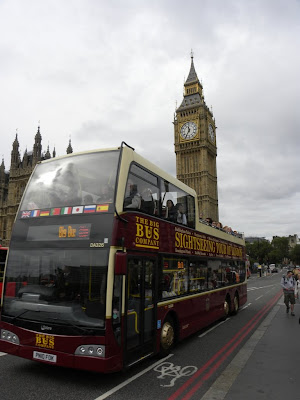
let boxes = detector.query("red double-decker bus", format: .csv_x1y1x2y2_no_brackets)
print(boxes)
0,143,246,372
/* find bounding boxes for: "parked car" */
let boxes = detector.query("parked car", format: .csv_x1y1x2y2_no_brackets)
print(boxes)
269,264,278,273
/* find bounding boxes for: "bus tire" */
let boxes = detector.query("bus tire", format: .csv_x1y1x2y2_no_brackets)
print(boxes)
231,294,239,315
223,296,231,319
160,316,175,356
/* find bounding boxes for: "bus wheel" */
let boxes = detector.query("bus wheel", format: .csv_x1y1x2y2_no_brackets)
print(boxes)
231,295,239,315
160,317,175,355
224,297,230,319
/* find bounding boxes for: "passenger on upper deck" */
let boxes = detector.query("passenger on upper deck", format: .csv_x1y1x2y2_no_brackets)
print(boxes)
97,184,113,203
124,181,142,210
176,203,187,225
165,199,177,222
223,226,233,234
141,188,155,215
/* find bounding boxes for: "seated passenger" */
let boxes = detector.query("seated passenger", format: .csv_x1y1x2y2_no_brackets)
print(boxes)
205,217,213,226
176,203,187,225
97,184,113,203
141,188,155,215
223,226,233,234
165,199,177,222
124,183,141,209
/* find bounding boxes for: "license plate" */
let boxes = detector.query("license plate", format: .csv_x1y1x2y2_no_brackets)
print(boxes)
33,351,57,363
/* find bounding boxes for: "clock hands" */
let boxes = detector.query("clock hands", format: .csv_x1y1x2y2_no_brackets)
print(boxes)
183,125,190,139
181,122,197,140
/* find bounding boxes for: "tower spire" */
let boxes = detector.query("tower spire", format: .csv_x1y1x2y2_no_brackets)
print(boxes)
66,138,73,154
185,51,199,85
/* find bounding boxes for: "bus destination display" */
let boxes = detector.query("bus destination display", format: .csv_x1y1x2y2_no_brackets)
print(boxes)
27,224,91,241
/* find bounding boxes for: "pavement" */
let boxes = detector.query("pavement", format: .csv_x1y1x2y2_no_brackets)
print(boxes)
200,281,298,400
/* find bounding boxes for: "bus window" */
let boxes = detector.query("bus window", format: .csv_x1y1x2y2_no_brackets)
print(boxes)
189,261,207,292
161,257,188,298
112,275,122,325
207,260,229,288
160,180,195,228
123,164,159,215
224,261,242,284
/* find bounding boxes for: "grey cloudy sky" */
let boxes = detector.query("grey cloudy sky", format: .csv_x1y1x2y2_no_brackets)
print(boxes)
1,0,299,240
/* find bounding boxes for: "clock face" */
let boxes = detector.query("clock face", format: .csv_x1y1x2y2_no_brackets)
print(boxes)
208,124,215,141
180,122,197,140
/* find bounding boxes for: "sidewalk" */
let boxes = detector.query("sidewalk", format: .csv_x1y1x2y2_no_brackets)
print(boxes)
201,295,299,400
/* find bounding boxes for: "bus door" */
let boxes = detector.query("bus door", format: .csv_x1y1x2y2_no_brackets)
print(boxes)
125,256,156,366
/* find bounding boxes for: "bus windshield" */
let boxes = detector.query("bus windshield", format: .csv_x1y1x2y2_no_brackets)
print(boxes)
21,150,119,210
2,249,108,328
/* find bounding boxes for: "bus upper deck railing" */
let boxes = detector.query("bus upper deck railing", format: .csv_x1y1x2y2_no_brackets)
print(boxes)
199,219,244,239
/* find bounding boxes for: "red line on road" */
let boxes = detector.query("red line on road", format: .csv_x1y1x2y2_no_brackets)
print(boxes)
168,290,282,400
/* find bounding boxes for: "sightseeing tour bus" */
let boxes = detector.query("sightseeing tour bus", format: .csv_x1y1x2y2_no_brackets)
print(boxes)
0,245,8,297
0,143,246,372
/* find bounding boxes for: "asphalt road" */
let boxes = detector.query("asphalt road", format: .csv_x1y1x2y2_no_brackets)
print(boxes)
0,272,283,400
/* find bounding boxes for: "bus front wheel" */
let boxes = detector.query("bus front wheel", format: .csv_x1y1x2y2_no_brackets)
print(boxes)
160,317,175,355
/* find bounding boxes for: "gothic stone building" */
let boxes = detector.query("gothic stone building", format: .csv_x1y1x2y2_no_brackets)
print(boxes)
0,127,73,247
174,56,219,222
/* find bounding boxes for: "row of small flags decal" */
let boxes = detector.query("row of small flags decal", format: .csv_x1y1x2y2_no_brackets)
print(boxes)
21,204,109,218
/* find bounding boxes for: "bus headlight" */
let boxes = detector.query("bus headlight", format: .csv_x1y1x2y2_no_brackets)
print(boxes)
75,344,105,358
1,329,20,344
96,347,103,356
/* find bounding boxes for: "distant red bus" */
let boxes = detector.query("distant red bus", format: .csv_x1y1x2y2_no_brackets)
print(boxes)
0,144,246,372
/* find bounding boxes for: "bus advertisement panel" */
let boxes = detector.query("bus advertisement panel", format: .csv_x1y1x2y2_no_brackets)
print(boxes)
114,213,244,260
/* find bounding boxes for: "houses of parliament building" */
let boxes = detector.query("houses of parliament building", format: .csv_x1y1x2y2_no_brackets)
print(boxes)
0,127,73,247
0,55,219,247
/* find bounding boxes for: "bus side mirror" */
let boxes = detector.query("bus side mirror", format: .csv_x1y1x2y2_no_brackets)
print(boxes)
115,252,127,275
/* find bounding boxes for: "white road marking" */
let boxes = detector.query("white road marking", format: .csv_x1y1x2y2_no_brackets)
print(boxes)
241,303,252,310
0,352,7,356
248,284,276,291
93,354,174,400
198,318,230,338
154,362,198,387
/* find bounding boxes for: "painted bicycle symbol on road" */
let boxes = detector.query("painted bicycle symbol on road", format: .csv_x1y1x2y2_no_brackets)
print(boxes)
154,362,198,387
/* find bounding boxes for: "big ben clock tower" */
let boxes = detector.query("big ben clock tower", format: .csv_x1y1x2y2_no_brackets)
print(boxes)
174,54,219,221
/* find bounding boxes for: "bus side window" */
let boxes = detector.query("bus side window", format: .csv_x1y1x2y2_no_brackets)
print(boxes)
160,180,195,229
123,165,159,215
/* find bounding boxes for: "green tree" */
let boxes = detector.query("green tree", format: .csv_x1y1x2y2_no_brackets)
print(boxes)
246,240,271,265
290,245,300,265
270,237,289,263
